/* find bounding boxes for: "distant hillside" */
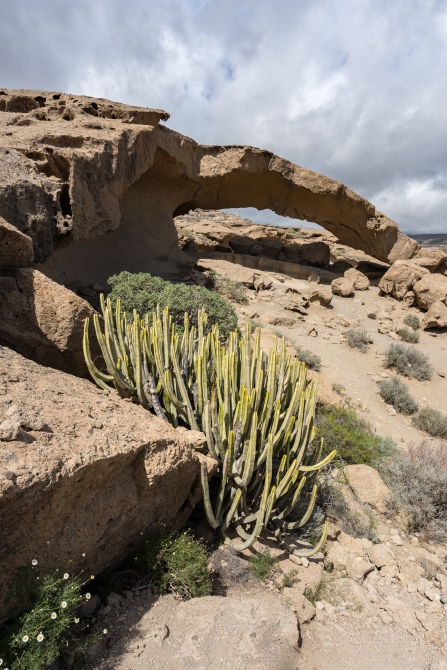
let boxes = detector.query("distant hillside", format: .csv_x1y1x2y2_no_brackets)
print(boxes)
408,233,447,248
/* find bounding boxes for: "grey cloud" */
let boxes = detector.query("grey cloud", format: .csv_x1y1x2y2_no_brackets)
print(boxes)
0,0,446,233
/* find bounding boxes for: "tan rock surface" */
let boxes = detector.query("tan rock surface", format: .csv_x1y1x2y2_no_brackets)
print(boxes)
0,215,34,268
345,464,392,514
379,260,430,300
413,273,447,309
0,268,99,377
422,301,447,329
332,276,355,297
0,345,208,618
344,267,370,290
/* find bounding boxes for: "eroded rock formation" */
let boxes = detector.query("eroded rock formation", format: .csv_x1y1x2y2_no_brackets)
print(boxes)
0,345,214,618
0,88,418,296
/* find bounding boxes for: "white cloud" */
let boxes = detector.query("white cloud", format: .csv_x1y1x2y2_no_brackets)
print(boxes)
0,0,446,233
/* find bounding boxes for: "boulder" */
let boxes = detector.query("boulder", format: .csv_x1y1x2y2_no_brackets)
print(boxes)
282,589,316,623
410,256,446,272
368,544,396,569
344,267,370,290
378,260,429,300
301,284,333,306
0,216,34,268
413,273,447,309
196,257,257,287
0,346,210,618
284,241,330,268
422,301,447,329
331,277,355,297
344,464,391,514
230,235,284,260
414,248,447,271
346,554,374,582
326,542,349,570
0,268,99,378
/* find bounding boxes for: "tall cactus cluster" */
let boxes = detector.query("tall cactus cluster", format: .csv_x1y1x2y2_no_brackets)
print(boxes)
83,297,336,555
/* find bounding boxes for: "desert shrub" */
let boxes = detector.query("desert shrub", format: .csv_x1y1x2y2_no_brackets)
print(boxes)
404,313,420,330
379,377,418,415
367,312,377,320
295,347,321,371
397,327,420,344
205,271,249,305
248,552,278,581
380,441,447,542
108,271,238,340
142,531,211,600
345,328,370,352
315,403,397,466
0,565,95,670
383,343,433,381
412,407,447,438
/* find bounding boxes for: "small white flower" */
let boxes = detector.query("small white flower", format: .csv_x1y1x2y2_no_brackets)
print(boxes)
85,593,91,600
37,633,44,642
74,617,80,623
22,635,29,642
61,601,67,608
0,658,3,665
31,559,38,566
82,553,85,557
51,612,57,619
63,573,69,580
103,629,107,634
90,575,94,580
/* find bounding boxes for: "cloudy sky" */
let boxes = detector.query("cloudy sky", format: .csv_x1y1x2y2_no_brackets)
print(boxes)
1,0,446,233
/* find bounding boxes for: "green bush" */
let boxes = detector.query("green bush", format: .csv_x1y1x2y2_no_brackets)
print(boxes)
379,377,418,415
248,552,278,581
315,403,396,466
397,327,419,343
379,441,447,542
0,565,94,670
403,314,420,330
345,329,370,352
142,531,211,600
108,271,238,340
205,271,249,305
412,407,447,438
383,343,432,381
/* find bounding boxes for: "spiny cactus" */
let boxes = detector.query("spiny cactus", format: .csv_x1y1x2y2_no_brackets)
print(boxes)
83,297,336,554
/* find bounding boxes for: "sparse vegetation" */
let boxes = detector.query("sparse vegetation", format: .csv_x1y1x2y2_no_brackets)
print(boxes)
315,403,397,466
378,377,418,415
383,343,433,381
404,313,420,330
295,347,321,371
0,565,95,670
205,271,249,305
151,532,212,600
380,441,447,542
108,271,238,340
397,327,420,343
367,312,377,320
248,551,279,581
412,407,447,438
345,328,370,352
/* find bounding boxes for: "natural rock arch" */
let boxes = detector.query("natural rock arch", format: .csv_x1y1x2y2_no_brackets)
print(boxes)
0,89,418,288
